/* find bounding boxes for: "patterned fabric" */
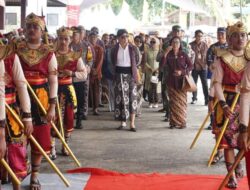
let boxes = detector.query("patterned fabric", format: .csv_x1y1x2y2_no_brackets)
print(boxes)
30,84,49,126
148,82,158,104
136,84,144,115
213,91,240,149
58,84,77,133
168,87,187,127
114,74,137,121
6,103,23,140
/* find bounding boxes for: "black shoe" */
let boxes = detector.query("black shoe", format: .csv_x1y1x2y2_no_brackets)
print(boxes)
117,125,124,130
164,117,169,122
93,111,100,116
205,100,208,106
206,125,212,130
75,120,83,129
129,128,137,132
191,100,197,104
158,108,165,112
82,115,87,120
169,125,176,129
99,104,105,108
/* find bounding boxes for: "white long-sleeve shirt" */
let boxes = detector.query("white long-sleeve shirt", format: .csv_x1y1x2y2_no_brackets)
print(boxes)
116,44,131,67
73,58,87,81
0,60,5,121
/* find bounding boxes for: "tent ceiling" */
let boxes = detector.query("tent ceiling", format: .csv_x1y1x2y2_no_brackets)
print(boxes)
80,0,107,10
165,0,209,14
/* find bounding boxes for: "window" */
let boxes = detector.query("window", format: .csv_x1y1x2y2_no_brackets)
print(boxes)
5,13,17,25
47,13,58,26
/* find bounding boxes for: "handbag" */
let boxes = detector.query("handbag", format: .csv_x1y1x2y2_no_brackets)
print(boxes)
182,74,197,92
150,75,159,84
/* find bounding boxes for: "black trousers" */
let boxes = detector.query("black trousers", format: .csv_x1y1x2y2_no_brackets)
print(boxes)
74,81,88,120
191,69,209,103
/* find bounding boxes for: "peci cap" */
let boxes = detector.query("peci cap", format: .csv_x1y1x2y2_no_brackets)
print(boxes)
217,27,226,33
89,31,98,36
91,26,99,34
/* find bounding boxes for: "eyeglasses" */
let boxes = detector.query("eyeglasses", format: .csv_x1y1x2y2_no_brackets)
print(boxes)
150,41,156,44
135,40,142,43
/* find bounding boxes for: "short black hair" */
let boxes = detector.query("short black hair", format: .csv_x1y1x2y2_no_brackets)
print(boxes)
195,30,203,36
117,29,128,37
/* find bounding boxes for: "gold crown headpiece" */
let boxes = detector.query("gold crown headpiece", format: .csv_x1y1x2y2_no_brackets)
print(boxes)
227,21,247,38
57,26,73,37
25,13,45,31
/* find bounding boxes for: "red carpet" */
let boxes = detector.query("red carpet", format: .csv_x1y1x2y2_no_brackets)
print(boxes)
68,168,249,190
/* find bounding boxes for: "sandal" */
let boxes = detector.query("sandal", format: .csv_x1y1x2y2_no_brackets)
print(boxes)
227,176,238,189
61,147,69,156
50,145,57,160
212,152,223,164
235,162,244,179
30,178,41,190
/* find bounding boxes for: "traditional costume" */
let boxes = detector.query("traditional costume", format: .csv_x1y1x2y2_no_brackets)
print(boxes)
14,13,58,189
239,41,250,187
3,45,32,182
212,21,248,188
55,27,87,155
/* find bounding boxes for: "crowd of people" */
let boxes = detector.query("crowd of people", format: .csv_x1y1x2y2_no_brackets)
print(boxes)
0,12,250,190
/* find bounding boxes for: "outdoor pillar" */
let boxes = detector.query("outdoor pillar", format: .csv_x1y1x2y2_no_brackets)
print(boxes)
0,5,4,30
21,0,27,28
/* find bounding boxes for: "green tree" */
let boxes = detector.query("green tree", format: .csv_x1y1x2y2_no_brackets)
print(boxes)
231,0,250,6
125,0,144,20
111,0,123,15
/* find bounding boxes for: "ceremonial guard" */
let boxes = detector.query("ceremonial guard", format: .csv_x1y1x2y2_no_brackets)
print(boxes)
0,47,6,168
238,41,250,188
15,13,58,190
0,44,33,190
54,27,87,157
212,22,248,188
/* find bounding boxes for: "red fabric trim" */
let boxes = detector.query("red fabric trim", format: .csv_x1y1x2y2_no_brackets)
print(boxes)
64,105,74,133
30,124,51,154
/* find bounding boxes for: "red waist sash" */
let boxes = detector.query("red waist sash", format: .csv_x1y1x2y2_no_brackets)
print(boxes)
5,93,16,104
58,77,72,85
